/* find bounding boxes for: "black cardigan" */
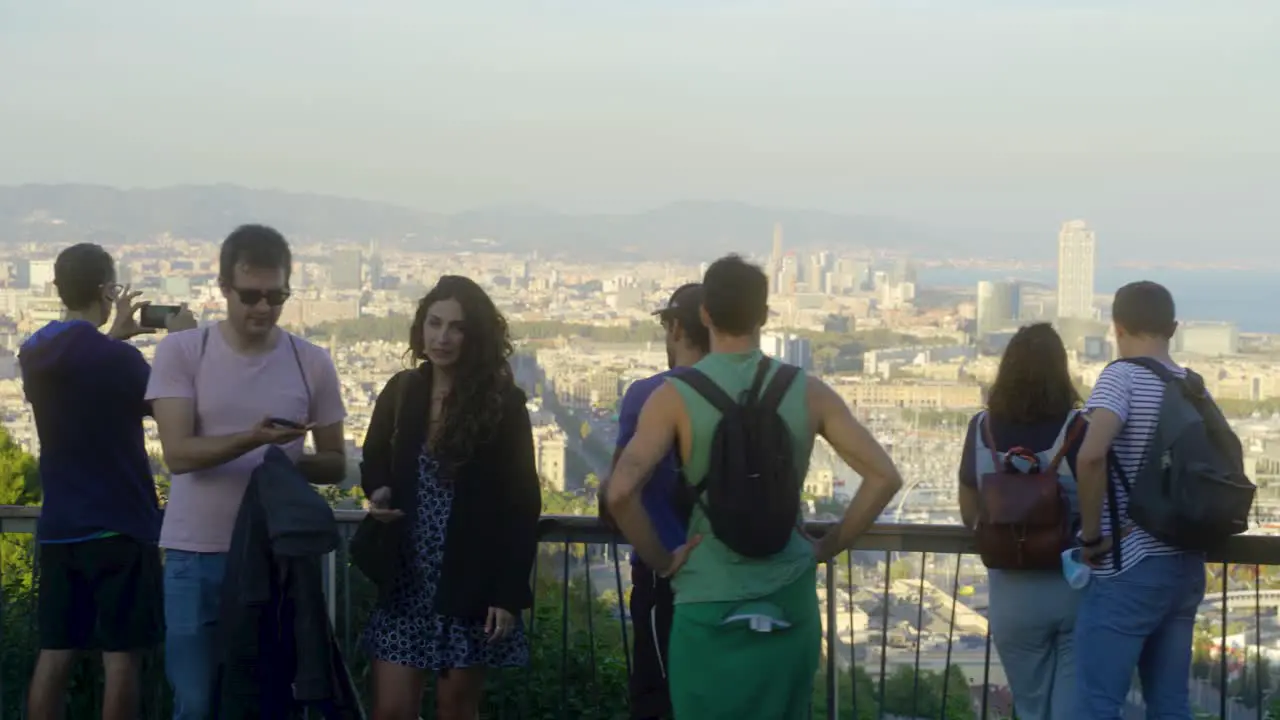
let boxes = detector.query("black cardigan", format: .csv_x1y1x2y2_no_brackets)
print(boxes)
358,365,542,618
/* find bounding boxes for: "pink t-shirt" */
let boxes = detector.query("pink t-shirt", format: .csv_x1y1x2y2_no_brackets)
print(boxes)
145,326,347,552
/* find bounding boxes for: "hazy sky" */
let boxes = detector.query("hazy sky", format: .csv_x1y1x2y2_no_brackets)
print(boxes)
2,0,1277,259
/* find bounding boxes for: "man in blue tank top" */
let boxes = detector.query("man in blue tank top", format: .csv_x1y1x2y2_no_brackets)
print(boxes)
602,283,709,719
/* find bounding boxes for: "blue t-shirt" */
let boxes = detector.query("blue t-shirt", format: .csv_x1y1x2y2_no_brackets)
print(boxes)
617,369,689,561
19,320,161,543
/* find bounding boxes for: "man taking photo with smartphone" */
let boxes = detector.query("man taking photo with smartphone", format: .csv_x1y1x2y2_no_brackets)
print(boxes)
20,243,196,720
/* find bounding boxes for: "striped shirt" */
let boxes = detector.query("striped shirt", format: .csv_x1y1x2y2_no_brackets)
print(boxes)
1085,358,1187,577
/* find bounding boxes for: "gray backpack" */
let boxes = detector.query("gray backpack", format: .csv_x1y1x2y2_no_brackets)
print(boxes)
1107,357,1254,566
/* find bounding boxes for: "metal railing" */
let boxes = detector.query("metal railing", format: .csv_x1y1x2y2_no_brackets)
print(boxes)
1,506,1279,719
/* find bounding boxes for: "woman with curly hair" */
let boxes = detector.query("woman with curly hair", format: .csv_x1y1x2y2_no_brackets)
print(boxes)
956,322,1085,720
358,275,541,720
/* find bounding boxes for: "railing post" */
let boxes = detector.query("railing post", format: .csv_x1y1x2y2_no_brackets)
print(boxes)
323,548,337,626
879,549,891,715
1220,562,1229,720
825,559,838,718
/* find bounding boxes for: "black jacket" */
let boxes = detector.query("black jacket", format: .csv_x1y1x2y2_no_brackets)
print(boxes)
213,447,363,719
355,365,542,618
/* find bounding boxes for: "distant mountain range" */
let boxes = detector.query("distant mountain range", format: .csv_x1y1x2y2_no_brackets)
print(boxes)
0,183,953,260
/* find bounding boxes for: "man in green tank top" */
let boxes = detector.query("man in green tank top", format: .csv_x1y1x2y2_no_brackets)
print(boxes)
606,254,905,719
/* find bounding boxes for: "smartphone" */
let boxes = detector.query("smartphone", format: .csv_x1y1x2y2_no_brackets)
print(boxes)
267,417,306,430
139,304,182,329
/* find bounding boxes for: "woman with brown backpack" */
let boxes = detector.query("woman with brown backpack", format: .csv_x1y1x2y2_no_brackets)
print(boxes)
957,323,1087,720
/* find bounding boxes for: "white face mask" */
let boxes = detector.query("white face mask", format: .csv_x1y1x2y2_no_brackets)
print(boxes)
1061,547,1092,590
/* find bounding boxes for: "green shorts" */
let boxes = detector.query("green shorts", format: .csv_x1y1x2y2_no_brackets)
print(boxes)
667,566,820,719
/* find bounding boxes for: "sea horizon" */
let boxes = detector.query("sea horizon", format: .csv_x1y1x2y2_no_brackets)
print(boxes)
918,267,1279,334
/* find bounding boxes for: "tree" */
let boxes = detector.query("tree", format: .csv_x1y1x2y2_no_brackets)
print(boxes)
0,426,40,506
881,665,975,720
1229,653,1272,709
149,450,171,502
0,427,47,717
542,488,593,516
1191,630,1215,681
811,664,879,719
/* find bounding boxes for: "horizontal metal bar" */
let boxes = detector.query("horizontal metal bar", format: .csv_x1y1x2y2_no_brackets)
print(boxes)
4,505,1278,564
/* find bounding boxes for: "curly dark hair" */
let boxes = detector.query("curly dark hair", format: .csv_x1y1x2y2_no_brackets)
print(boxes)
409,275,514,470
986,323,1081,424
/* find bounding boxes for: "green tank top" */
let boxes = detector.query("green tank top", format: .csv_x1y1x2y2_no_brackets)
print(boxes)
669,349,816,605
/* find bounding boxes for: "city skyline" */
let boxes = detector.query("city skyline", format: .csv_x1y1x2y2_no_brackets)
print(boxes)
1,207,1278,716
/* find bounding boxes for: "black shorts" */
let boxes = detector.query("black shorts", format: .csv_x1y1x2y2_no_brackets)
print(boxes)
629,561,675,719
38,535,164,652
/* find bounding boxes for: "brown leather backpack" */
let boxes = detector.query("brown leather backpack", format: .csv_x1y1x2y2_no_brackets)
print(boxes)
974,412,1086,571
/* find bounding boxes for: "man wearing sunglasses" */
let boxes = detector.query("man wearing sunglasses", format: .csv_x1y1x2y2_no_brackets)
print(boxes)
21,243,196,720
146,224,348,720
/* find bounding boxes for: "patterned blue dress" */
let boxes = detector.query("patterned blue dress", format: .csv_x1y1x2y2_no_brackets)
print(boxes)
362,450,530,670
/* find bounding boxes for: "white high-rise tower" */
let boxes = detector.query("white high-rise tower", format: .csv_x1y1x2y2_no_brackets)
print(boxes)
1056,220,1096,320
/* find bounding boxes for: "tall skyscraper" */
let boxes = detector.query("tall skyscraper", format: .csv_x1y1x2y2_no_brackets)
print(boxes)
976,280,1021,335
1056,220,1096,320
768,223,784,294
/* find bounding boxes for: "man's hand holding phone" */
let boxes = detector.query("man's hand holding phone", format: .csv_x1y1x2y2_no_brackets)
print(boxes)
251,416,312,447
108,285,155,341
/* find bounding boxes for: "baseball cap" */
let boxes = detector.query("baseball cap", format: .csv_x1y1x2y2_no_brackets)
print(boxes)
653,283,704,325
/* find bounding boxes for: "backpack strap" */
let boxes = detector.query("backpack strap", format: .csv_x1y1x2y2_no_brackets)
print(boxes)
756,359,800,410
676,369,738,414
743,355,773,406
1114,356,1176,383
192,327,211,435
1046,410,1088,472
287,334,313,410
978,412,1002,469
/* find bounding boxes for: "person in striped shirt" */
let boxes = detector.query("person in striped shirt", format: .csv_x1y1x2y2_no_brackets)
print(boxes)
1073,281,1207,718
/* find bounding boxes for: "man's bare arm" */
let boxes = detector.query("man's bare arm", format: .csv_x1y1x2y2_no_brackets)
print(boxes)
810,378,904,562
152,397,263,475
605,384,681,573
297,421,348,485
598,446,626,528
1076,409,1122,541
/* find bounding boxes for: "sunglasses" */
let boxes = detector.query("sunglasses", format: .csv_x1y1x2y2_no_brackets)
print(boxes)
228,287,291,307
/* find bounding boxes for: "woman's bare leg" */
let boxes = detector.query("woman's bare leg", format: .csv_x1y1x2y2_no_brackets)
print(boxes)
436,667,486,720
371,659,427,720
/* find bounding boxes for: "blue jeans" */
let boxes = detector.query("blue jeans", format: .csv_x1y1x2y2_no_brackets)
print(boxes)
163,550,228,720
988,570,1080,720
1074,552,1206,719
